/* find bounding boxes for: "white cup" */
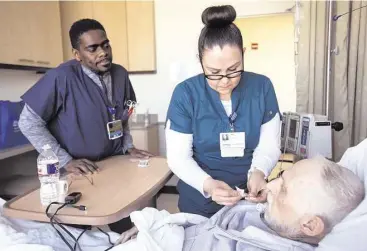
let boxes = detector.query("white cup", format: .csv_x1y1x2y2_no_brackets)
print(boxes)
57,177,69,203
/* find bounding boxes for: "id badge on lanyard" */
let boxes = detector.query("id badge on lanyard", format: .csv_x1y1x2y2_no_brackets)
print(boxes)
106,106,123,140
219,112,246,157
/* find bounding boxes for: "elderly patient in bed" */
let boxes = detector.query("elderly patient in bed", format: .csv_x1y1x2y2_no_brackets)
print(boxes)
1,154,365,251
117,156,365,250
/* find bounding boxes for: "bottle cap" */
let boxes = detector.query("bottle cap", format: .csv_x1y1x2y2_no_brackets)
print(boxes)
42,144,51,150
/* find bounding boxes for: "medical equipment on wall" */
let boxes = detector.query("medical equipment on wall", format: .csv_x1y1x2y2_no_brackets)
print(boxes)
282,112,302,155
297,114,333,159
281,112,343,159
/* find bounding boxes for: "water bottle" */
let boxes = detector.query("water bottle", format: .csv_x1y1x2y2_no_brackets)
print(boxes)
37,144,60,206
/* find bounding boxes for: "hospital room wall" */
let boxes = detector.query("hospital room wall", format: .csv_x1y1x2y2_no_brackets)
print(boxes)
0,0,295,158
0,0,295,117
129,0,296,120
235,13,296,114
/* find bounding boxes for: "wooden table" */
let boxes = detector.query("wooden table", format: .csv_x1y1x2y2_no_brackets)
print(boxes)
2,155,172,226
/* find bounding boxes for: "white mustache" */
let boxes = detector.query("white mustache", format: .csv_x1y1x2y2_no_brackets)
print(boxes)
256,202,268,213
266,195,273,208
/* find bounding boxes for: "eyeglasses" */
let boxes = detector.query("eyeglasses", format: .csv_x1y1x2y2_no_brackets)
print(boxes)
67,174,94,188
204,70,244,80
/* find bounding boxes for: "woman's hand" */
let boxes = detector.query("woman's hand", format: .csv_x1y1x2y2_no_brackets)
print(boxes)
246,169,267,203
203,177,242,206
114,226,138,246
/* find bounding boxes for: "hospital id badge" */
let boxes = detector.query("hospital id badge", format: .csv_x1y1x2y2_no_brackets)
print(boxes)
107,120,123,140
220,132,245,157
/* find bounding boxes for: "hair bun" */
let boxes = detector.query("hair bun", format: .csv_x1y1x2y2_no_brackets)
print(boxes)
202,5,236,28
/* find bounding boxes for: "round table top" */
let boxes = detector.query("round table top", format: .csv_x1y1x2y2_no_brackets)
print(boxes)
3,155,172,225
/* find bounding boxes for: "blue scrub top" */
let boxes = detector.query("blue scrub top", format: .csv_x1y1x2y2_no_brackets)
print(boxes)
166,71,280,217
21,60,136,161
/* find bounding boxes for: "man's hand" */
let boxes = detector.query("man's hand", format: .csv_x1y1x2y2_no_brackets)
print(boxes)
203,177,242,206
114,226,138,246
127,147,154,158
64,159,99,175
246,169,267,203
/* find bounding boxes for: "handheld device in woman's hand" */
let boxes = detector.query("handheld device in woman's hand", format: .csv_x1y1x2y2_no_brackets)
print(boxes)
204,177,242,206
246,170,268,202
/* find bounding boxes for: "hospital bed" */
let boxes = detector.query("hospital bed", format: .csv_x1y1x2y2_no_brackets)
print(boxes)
1,140,367,250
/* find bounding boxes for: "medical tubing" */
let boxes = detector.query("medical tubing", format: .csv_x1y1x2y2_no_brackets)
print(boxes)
46,202,77,251
45,202,93,251
97,227,115,250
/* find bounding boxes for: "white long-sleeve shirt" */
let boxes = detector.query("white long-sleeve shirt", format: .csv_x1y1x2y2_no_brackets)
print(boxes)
166,99,281,197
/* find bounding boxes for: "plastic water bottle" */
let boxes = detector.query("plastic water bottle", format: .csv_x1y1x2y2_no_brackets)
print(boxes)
37,144,60,206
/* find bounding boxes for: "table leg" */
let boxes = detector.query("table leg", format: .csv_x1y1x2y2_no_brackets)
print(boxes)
109,217,133,234
108,194,158,234
152,194,157,208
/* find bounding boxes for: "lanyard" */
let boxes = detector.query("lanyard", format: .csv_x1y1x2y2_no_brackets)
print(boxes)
98,75,116,121
229,112,237,132
228,96,242,132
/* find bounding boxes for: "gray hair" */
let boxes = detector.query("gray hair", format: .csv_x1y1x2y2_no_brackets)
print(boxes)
264,156,365,243
318,156,365,232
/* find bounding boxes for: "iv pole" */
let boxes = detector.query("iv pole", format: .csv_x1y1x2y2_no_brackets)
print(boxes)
325,1,367,131
326,0,344,132
325,0,333,119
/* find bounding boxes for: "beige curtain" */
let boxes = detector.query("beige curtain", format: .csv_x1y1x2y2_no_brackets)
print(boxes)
296,1,329,115
297,0,367,161
330,0,367,160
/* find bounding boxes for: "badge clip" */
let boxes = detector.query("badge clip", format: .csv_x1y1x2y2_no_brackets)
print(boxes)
108,107,116,121
229,112,237,132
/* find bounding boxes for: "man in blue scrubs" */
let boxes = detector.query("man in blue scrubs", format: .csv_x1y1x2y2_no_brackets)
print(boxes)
165,5,281,217
18,19,152,232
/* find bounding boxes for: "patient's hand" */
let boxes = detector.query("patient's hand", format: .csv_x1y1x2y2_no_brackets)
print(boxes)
204,177,242,206
114,226,138,246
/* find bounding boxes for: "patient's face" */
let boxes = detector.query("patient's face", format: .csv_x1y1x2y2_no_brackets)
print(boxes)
264,159,326,241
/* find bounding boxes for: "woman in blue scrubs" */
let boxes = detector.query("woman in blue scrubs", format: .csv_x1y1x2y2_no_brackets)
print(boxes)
165,5,281,218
